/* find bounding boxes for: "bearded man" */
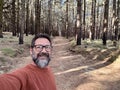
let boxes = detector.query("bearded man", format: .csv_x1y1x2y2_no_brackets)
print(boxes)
0,33,57,90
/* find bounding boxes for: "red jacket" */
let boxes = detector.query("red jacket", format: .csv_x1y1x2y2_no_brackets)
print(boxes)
0,64,57,90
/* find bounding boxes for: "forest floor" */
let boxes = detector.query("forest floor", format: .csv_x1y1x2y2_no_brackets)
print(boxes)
0,33,120,90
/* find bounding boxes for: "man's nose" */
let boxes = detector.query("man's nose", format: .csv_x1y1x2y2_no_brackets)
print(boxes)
41,47,46,53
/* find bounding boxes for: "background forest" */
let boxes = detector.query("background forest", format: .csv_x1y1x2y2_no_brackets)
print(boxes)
0,0,119,45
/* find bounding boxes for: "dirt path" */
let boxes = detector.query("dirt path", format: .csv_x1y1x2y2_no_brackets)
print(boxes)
50,37,120,90
50,37,85,90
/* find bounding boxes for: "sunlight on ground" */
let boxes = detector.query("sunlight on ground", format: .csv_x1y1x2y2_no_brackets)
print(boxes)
55,65,88,75
53,42,70,47
88,55,120,76
59,54,82,60
56,51,67,53
55,59,107,75
76,82,104,90
110,55,120,69
75,55,120,90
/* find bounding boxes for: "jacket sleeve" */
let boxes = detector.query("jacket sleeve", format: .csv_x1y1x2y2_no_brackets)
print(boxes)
0,69,28,90
0,74,21,90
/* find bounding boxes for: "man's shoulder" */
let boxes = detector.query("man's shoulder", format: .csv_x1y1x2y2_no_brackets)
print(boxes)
8,64,32,76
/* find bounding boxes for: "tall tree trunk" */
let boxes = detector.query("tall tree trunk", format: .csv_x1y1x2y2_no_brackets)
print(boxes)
35,0,40,35
48,0,53,35
83,0,86,40
30,11,34,35
76,0,82,45
96,2,99,39
102,0,109,45
99,8,104,39
11,0,16,36
39,0,41,33
114,0,120,41
66,0,69,38
0,0,3,38
112,0,117,41
72,7,75,37
25,0,29,36
16,0,20,37
19,0,25,44
91,0,96,40
117,0,120,40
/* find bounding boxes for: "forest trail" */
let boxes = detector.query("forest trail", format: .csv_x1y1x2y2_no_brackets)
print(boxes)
1,36,120,90
50,37,120,90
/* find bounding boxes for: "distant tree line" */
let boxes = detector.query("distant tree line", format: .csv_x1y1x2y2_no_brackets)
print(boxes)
0,0,119,45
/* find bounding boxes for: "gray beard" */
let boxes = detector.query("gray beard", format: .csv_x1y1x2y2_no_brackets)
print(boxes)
36,58,49,68
31,53,50,68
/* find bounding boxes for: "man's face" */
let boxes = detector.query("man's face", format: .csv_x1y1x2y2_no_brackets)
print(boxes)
30,38,52,68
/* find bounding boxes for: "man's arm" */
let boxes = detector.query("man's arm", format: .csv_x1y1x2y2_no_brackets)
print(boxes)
0,68,28,90
0,74,21,90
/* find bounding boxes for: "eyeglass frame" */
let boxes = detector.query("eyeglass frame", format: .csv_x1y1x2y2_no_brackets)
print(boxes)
33,44,53,52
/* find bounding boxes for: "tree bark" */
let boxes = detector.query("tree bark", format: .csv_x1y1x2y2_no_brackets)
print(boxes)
19,0,25,44
117,0,120,40
35,0,41,35
0,0,3,38
91,0,96,40
76,0,82,45
16,0,20,37
48,0,53,35
11,0,16,36
83,0,86,40
25,0,29,36
66,0,69,38
102,0,109,45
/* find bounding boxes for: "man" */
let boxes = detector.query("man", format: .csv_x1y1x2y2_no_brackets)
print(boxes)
0,33,57,90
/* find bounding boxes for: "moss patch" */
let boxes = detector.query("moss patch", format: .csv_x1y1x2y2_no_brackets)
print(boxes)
1,48,16,57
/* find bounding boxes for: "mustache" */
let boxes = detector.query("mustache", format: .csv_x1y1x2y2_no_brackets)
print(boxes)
37,52,49,57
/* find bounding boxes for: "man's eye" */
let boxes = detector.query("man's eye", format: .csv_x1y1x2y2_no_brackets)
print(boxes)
39,46,43,48
36,46,42,48
46,46,51,49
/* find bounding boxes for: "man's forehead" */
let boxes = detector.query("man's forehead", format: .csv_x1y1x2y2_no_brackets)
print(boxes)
35,38,50,44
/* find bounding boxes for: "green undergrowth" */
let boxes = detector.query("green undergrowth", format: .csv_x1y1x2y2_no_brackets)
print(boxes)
0,32,32,57
0,57,7,63
1,46,29,57
69,38,119,50
1,48,16,57
69,38,120,62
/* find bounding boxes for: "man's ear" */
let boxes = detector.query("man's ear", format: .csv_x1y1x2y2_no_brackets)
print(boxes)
30,48,33,55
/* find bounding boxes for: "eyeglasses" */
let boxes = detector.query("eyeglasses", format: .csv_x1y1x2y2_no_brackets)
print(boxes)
34,44,52,52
